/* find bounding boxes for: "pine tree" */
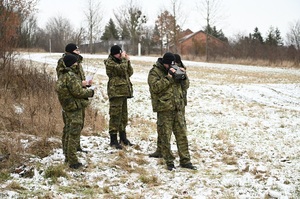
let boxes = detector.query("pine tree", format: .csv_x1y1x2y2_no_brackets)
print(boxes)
101,18,119,41
265,27,283,46
252,27,264,44
204,25,228,42
275,28,283,46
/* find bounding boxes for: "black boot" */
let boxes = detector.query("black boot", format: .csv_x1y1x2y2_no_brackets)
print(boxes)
180,163,197,170
119,131,133,146
149,150,162,158
109,133,122,149
77,148,88,153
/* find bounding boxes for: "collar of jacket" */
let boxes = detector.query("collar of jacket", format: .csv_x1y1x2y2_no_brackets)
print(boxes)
109,54,122,64
156,58,169,74
63,64,79,74
63,53,83,63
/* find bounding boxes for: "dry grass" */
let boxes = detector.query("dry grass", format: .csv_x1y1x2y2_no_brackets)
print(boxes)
188,65,300,84
0,59,106,171
44,164,68,182
6,181,26,190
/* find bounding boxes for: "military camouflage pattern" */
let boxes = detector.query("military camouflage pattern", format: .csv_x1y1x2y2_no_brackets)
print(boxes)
104,54,133,135
155,112,162,153
55,65,94,165
177,62,189,106
63,109,84,164
158,110,191,165
57,53,88,150
57,53,85,80
148,58,191,166
104,54,133,99
148,58,189,112
61,109,85,154
108,97,128,134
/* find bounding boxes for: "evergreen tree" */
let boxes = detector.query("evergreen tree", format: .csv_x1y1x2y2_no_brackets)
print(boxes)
204,25,228,42
120,24,130,40
151,24,161,47
275,28,283,46
252,27,264,44
101,18,119,41
265,27,283,46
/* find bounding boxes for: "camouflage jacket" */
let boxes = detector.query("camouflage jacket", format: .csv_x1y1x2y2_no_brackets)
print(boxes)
55,65,94,112
177,62,189,106
104,54,133,99
56,53,85,81
148,58,189,112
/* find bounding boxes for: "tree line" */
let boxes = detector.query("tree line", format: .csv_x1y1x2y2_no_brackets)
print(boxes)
1,0,300,66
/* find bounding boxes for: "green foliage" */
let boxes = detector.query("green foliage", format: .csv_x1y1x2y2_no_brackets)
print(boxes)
120,24,131,40
101,18,119,41
252,27,264,44
204,25,228,42
265,27,283,46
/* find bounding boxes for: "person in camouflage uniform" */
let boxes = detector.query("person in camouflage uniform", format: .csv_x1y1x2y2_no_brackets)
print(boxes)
56,54,95,169
104,45,133,149
56,43,91,154
148,52,196,171
149,53,190,159
174,54,189,108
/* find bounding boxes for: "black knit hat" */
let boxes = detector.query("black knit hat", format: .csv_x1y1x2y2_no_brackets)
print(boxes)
65,43,78,53
174,54,182,64
162,52,175,65
63,54,78,67
110,45,122,55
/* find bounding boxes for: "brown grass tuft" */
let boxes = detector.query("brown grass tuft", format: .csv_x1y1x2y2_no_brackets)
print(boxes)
0,58,106,171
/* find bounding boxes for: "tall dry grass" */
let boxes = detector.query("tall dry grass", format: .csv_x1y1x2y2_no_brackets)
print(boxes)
0,58,106,170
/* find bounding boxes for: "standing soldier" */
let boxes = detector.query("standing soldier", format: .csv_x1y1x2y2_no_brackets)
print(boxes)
56,54,95,169
148,52,196,171
149,53,189,159
104,45,133,149
56,43,91,155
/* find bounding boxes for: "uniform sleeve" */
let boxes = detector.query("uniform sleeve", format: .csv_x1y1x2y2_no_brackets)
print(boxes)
181,74,190,90
66,73,94,98
148,68,171,94
124,59,133,77
78,64,86,81
56,58,65,79
105,58,127,78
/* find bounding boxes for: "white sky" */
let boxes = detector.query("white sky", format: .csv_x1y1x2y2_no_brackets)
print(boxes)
36,0,300,41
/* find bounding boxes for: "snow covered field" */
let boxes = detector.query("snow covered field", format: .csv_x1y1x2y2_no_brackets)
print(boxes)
2,52,300,198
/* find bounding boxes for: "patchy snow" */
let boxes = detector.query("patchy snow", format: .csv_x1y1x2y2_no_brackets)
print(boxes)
1,52,300,198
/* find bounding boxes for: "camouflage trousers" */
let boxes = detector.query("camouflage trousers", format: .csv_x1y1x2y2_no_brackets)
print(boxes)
62,109,84,165
108,97,128,135
157,110,191,166
154,106,186,153
62,108,85,154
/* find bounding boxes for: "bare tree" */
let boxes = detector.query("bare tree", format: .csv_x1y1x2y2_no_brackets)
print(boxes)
170,0,186,53
114,0,147,55
287,20,300,50
73,27,86,47
18,14,38,48
197,0,224,61
0,0,37,64
84,0,103,54
45,16,74,52
155,10,176,54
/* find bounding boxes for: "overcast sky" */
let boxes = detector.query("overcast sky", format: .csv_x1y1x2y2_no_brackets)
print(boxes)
36,0,300,41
